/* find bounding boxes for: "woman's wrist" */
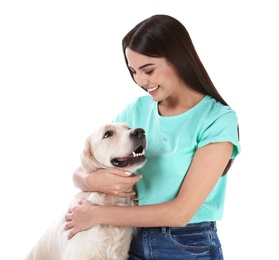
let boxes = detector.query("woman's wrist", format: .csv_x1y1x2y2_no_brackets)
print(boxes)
83,172,96,192
73,167,95,192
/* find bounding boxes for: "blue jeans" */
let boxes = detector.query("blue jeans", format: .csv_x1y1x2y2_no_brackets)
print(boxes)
129,221,223,260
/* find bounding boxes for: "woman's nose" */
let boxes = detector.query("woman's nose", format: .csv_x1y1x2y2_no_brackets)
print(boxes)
134,74,148,87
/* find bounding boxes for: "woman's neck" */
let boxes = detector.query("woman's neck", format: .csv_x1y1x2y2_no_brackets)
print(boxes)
158,91,205,117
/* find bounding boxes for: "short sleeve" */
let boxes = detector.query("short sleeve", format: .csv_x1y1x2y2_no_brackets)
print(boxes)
197,110,240,158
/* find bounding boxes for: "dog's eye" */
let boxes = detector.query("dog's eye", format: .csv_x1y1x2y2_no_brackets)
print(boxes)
104,130,114,138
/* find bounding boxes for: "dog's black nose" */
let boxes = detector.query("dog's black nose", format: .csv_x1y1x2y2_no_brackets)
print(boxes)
130,128,145,138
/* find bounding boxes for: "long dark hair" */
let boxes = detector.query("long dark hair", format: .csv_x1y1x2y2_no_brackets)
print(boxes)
122,14,238,175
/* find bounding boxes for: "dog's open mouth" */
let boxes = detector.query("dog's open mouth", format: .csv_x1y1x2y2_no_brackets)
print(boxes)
111,145,146,167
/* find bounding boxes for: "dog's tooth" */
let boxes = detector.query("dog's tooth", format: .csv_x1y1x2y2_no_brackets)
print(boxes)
132,149,145,157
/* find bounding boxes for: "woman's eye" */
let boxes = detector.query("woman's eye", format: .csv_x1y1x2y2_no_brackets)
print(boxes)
145,70,154,75
104,131,113,138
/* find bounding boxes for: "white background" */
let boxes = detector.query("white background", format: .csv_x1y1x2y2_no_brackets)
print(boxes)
1,1,278,259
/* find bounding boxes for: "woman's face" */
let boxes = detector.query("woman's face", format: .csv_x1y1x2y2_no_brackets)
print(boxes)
125,48,184,102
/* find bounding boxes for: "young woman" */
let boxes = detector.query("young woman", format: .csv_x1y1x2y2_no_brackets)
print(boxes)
65,14,240,259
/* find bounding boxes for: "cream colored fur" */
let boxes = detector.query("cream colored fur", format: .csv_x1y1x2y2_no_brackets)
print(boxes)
25,123,147,260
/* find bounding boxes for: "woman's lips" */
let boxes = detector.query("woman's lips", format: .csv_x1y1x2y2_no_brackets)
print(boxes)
147,86,159,94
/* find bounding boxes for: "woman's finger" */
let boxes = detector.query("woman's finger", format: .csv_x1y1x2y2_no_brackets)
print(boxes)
64,221,74,231
67,228,78,240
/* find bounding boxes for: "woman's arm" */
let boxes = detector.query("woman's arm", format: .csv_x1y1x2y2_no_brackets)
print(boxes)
66,142,233,239
73,167,142,197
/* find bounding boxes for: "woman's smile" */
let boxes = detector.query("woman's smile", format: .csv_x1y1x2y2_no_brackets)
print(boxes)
147,86,159,94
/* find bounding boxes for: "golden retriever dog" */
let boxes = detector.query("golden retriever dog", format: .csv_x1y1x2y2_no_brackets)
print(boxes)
25,122,147,260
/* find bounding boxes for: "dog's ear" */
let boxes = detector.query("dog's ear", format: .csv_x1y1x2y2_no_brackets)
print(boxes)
80,136,100,173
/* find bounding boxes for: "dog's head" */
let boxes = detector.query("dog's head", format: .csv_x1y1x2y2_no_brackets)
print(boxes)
81,122,147,173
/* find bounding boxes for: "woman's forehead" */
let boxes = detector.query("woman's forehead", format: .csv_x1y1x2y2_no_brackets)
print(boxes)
125,48,165,69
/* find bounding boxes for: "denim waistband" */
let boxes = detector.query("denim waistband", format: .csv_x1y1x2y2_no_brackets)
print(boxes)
141,221,216,233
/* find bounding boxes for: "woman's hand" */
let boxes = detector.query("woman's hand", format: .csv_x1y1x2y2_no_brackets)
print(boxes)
66,168,142,239
64,199,97,239
74,167,142,197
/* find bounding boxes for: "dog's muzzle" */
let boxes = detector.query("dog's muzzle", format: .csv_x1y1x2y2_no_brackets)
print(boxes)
111,128,146,167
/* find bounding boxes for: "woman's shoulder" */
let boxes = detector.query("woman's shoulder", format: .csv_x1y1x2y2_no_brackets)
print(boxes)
201,95,237,118
125,95,154,110
114,95,154,122
131,94,153,104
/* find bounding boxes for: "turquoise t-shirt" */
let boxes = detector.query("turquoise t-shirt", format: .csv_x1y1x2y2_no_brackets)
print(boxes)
114,95,240,223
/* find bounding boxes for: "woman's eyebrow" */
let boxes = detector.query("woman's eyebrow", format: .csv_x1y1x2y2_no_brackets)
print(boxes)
129,63,155,71
139,63,155,70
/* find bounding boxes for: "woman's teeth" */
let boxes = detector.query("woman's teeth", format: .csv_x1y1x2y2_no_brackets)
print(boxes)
147,86,159,92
